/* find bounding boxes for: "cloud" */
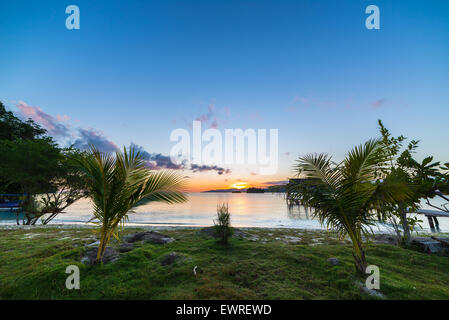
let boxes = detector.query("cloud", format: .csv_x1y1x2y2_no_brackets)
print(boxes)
17,101,71,137
210,118,218,129
56,114,71,122
248,111,262,121
188,103,231,129
15,102,233,174
126,143,232,174
16,101,117,152
129,143,184,169
371,98,386,109
130,143,231,174
73,128,118,153
190,164,231,175
146,153,185,170
195,103,215,124
293,96,311,104
177,101,232,130
285,106,297,113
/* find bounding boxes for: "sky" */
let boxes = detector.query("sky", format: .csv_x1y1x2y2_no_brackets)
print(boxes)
1,0,448,191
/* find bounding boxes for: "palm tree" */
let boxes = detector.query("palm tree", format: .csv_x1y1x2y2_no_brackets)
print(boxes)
293,139,411,273
73,145,187,263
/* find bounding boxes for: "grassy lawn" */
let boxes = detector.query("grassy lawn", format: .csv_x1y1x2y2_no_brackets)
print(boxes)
1,226,449,300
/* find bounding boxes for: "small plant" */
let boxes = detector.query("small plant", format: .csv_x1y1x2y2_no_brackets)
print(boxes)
73,145,187,263
214,203,233,244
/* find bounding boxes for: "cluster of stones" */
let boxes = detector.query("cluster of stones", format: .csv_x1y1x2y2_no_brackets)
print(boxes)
81,231,178,265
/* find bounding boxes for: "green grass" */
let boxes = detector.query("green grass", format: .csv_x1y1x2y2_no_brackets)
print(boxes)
1,226,449,299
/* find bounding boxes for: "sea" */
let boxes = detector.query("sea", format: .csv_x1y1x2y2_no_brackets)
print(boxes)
1,192,448,232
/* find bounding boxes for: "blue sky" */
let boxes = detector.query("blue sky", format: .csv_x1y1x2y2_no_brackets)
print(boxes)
1,0,448,190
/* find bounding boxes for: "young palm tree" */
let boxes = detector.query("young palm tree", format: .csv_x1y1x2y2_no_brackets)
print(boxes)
73,145,187,263
293,139,410,273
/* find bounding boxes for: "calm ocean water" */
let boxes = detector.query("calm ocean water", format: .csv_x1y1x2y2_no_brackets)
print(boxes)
1,192,448,232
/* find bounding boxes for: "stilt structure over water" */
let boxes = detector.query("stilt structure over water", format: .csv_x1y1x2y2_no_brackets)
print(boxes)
411,209,449,233
286,179,449,233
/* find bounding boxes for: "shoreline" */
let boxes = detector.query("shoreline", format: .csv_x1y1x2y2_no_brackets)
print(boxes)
1,222,447,239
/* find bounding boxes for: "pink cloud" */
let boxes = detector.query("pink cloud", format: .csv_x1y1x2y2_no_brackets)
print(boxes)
17,101,71,137
371,98,387,109
56,114,71,122
210,118,218,129
248,111,262,121
16,101,118,152
285,106,297,113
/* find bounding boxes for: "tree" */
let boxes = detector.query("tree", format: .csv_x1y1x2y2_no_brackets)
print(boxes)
421,162,449,213
376,120,421,244
0,101,48,194
293,139,410,273
32,148,89,225
0,101,88,224
72,146,187,263
376,120,449,244
0,140,88,224
0,102,46,141
0,138,61,195
403,156,449,216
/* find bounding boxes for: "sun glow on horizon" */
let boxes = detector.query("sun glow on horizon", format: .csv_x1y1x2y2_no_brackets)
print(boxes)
229,182,249,189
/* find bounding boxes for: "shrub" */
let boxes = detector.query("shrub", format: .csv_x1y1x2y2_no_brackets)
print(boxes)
214,203,233,244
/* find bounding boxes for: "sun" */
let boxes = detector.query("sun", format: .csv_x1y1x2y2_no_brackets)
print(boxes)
229,182,249,189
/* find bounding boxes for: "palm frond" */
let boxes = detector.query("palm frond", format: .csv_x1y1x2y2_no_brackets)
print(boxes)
72,145,188,262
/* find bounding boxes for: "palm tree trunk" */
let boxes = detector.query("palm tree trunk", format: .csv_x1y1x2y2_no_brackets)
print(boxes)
352,242,368,274
347,230,367,274
343,215,368,274
96,228,113,263
96,229,108,263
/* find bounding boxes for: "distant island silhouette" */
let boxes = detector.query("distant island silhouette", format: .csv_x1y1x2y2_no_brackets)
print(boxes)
203,186,284,193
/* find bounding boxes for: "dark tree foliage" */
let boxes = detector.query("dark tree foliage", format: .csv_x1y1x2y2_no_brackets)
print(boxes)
0,101,87,224
377,120,449,244
0,102,46,141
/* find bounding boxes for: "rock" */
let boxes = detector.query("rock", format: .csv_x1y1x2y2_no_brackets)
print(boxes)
327,258,340,266
119,243,134,253
233,229,251,238
87,240,100,247
361,286,384,298
160,252,184,266
81,247,119,265
123,231,174,244
284,236,302,244
355,281,385,299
